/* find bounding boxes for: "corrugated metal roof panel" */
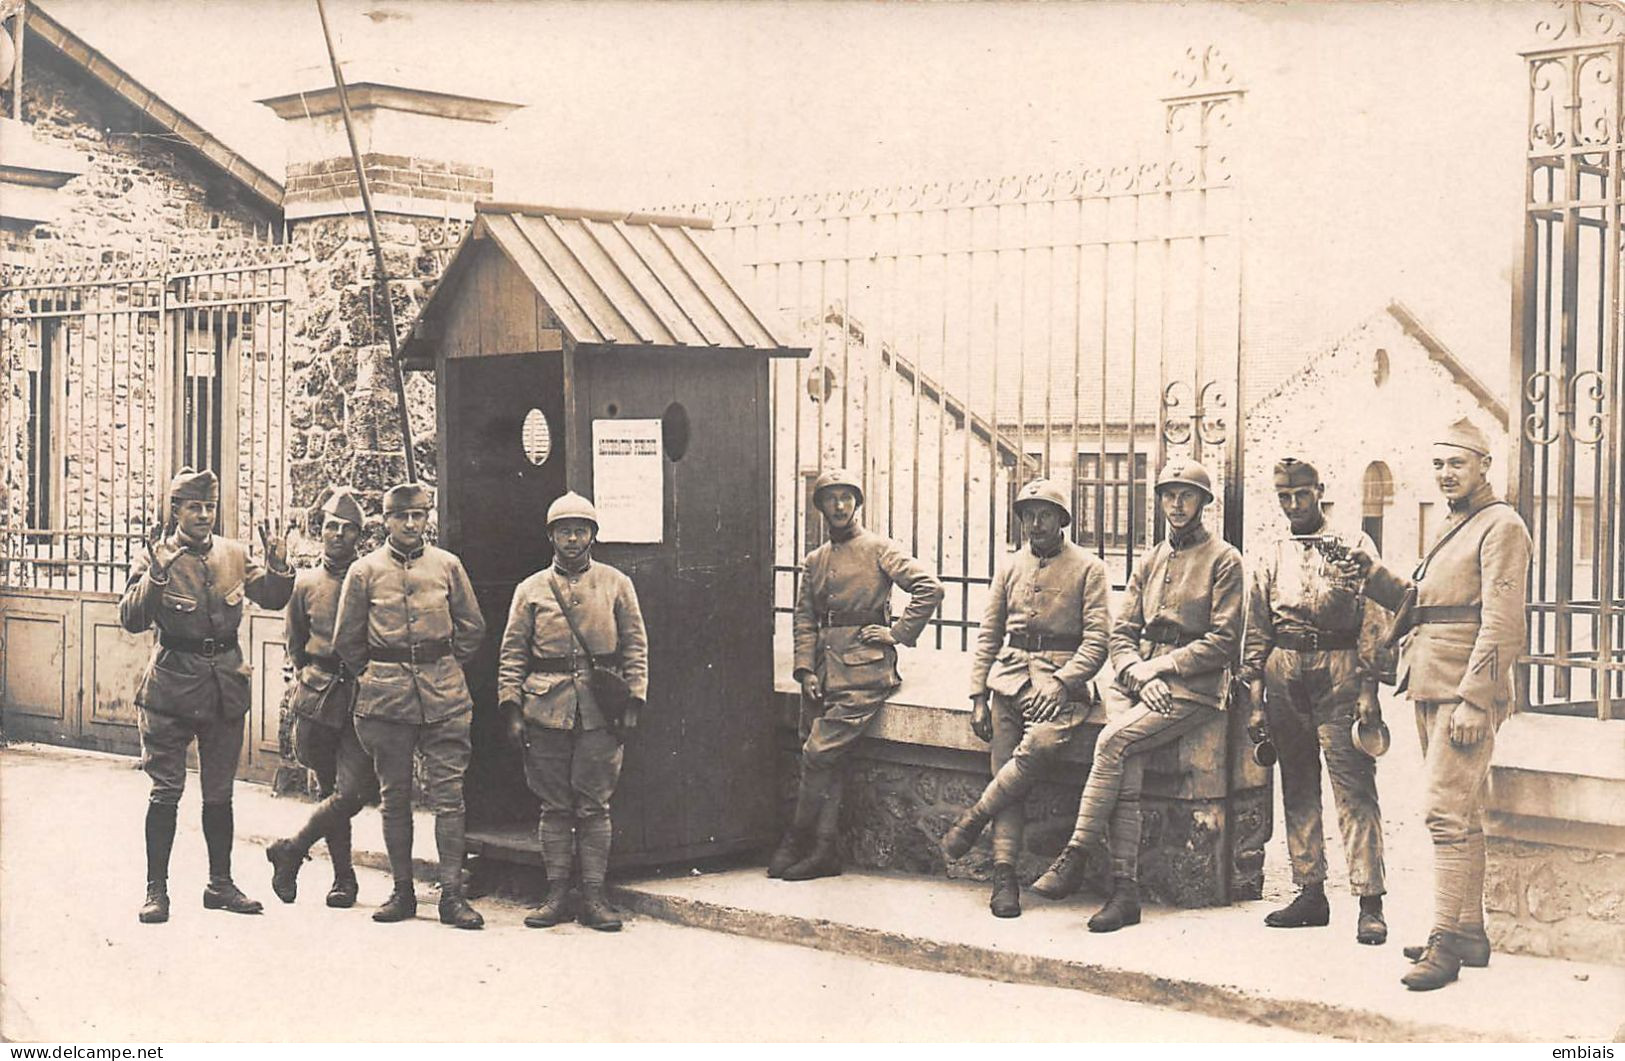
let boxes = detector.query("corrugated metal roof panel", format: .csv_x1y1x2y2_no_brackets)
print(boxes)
475,204,805,354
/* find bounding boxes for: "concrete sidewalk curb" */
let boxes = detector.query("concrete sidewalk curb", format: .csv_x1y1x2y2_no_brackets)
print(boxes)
606,885,1533,1044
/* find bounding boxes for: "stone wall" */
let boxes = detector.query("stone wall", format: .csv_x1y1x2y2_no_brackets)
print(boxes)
0,44,278,262
1487,839,1624,965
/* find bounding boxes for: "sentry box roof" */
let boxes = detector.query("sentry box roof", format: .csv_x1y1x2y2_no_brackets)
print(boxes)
401,202,810,367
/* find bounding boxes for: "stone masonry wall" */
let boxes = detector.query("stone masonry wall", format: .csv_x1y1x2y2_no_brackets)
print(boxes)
1487,838,1625,966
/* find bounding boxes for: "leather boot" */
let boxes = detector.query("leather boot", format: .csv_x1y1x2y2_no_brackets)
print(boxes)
941,808,990,860
767,829,810,878
265,838,306,904
327,872,360,909
372,881,418,923
1031,844,1088,900
202,877,265,915
524,880,573,928
1087,877,1141,933
138,880,170,924
989,863,1021,919
1356,896,1387,945
1401,932,1462,991
578,883,623,932
438,886,485,930
1405,925,1490,968
782,835,841,881
1264,883,1330,928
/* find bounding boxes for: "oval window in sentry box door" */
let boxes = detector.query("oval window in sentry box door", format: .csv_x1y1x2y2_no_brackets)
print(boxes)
662,402,690,461
521,408,553,466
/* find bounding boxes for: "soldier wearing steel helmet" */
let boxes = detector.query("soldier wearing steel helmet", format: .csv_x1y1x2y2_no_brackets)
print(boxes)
1345,418,1532,991
333,481,487,929
769,468,944,882
119,467,295,924
1242,457,1392,946
265,488,381,909
497,491,649,932
940,478,1111,919
1030,459,1244,932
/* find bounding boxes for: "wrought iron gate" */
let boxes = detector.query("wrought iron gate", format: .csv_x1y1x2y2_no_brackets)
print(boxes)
0,248,294,763
686,48,1248,647
1515,1,1625,720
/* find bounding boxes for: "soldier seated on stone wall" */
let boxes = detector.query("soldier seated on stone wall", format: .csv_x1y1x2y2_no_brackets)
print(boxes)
1030,459,1244,933
940,478,1112,920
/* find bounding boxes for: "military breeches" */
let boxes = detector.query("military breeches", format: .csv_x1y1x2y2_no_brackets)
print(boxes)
354,713,472,822
1068,687,1214,880
1415,698,1496,933
981,692,1081,864
794,686,889,836
521,722,623,822
1263,649,1385,896
139,707,244,806
292,716,378,803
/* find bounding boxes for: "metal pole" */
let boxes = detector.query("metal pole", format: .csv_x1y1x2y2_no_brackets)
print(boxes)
313,0,417,482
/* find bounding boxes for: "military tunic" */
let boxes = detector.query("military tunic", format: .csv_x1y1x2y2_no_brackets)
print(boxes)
966,540,1112,865
334,541,486,818
1362,482,1531,894
283,559,375,803
120,535,293,804
497,558,650,886
789,524,943,834
1067,523,1244,879
1242,521,1389,897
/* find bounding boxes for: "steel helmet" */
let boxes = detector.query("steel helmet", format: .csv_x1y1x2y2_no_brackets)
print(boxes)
1351,716,1391,759
546,491,599,528
1155,459,1215,503
1012,478,1072,528
811,468,864,508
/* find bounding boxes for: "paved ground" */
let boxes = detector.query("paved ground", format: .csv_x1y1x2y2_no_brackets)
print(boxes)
0,745,1319,1043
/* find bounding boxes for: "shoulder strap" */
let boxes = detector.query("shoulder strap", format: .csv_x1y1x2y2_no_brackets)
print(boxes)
547,570,599,662
1414,500,1509,581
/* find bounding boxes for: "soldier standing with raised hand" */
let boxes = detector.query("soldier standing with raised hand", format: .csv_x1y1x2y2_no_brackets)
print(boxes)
1348,418,1532,991
121,468,294,924
1243,457,1391,945
940,479,1112,919
1030,460,1244,933
334,482,488,929
265,488,380,908
497,492,649,933
768,468,943,882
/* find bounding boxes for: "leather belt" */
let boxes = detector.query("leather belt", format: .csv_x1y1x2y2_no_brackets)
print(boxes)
160,634,239,658
307,654,343,674
1141,624,1200,648
1415,605,1481,625
369,639,453,664
1274,627,1358,652
1007,632,1082,652
529,653,621,674
818,609,887,629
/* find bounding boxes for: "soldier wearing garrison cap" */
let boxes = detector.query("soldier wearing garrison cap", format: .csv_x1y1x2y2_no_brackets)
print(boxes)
266,488,381,909
497,491,648,932
334,481,488,929
1031,458,1244,933
1242,457,1392,945
768,468,943,882
120,467,294,924
1348,417,1531,991
940,479,1111,918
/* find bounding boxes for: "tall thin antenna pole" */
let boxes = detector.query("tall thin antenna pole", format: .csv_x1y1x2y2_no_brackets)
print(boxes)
314,0,417,482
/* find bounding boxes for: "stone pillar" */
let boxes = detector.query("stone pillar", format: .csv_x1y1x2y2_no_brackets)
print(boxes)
258,75,522,525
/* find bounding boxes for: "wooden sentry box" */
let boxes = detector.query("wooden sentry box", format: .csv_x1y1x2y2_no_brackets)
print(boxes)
401,202,807,869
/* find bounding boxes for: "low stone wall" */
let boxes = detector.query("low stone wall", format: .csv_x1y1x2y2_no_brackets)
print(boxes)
1486,713,1625,966
774,688,1272,907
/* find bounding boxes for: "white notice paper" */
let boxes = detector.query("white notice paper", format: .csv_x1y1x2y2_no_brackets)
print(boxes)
591,418,663,543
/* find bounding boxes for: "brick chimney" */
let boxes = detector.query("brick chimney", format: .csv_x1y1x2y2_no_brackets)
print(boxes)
257,67,522,220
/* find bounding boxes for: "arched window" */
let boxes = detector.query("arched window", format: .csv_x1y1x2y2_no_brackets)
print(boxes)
1362,460,1395,552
